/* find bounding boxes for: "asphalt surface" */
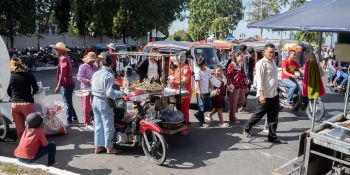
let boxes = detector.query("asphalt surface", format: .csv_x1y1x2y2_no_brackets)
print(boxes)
0,68,348,175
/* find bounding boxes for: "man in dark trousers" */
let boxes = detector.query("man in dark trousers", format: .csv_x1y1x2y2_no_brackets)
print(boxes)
51,42,77,126
243,43,287,144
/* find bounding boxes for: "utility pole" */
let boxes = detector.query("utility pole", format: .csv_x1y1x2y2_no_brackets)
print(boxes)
260,0,263,39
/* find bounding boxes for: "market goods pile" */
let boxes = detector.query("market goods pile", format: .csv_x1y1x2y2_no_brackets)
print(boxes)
129,80,163,92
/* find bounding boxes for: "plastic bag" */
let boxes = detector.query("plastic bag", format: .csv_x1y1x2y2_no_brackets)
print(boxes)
44,116,66,135
160,111,184,123
43,101,67,135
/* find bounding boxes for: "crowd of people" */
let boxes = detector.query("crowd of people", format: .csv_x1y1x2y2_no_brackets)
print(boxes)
7,41,308,166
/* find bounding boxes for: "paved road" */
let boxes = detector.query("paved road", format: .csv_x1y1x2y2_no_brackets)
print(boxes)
0,69,348,175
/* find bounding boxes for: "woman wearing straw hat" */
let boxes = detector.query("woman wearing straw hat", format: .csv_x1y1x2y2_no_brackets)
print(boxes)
77,52,98,129
7,58,39,140
50,42,77,126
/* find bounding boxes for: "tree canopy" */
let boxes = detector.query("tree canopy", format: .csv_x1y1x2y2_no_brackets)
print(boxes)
0,0,187,46
188,0,243,41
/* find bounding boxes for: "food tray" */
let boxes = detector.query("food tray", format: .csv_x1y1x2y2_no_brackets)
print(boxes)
74,90,91,97
135,87,163,93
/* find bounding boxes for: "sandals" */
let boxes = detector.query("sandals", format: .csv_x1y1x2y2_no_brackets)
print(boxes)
242,130,253,138
95,147,106,154
107,148,121,154
218,123,229,128
205,114,213,122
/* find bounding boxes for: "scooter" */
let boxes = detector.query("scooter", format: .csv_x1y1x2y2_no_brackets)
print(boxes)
278,78,325,122
111,89,168,165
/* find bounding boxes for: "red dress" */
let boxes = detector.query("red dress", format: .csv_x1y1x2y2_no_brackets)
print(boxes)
173,64,192,133
212,80,226,108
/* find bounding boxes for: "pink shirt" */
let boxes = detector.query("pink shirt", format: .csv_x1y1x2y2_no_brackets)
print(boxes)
14,128,48,159
77,63,98,89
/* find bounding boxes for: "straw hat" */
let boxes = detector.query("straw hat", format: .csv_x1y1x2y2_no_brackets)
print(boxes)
10,58,28,73
49,42,70,52
82,52,97,63
107,43,115,49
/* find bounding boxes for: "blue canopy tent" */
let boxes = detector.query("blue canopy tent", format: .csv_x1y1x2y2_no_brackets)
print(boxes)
224,35,238,41
247,0,350,132
247,0,350,32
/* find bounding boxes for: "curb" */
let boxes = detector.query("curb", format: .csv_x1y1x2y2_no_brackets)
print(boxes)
0,156,79,175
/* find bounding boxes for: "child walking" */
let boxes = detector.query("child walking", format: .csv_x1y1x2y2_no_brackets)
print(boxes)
15,112,56,166
227,51,247,123
207,66,229,127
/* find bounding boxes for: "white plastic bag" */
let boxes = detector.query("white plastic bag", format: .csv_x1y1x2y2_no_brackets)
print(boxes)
43,101,67,135
44,116,66,135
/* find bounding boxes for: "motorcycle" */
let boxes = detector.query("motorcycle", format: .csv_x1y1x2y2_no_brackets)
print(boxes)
111,89,168,165
278,78,325,122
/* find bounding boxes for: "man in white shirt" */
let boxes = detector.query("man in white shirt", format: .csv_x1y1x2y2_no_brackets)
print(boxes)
243,43,287,144
194,57,212,128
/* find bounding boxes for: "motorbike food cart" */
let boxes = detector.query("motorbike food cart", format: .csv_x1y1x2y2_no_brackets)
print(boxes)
75,52,190,165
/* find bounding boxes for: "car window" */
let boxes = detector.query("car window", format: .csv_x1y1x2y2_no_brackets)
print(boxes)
194,48,218,66
116,45,127,52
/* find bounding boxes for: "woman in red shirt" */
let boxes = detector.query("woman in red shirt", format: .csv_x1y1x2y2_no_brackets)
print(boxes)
172,52,192,135
227,51,247,123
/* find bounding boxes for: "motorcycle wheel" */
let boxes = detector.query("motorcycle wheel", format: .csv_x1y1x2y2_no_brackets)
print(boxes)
306,97,325,122
0,114,9,140
141,130,168,165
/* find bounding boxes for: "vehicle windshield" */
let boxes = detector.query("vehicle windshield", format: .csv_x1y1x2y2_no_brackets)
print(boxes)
194,48,218,67
116,45,127,52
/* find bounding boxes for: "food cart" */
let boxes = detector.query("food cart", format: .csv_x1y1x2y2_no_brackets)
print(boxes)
76,51,191,135
119,52,190,135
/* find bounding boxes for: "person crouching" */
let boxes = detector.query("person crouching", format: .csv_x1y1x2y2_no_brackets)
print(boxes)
15,112,56,166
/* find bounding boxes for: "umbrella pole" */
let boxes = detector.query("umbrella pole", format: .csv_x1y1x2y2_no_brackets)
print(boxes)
343,67,350,117
311,98,317,132
318,32,322,61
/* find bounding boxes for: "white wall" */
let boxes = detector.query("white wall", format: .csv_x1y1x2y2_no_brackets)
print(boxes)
1,33,146,49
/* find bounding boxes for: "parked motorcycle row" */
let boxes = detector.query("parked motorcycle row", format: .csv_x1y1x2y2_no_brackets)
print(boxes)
9,46,85,71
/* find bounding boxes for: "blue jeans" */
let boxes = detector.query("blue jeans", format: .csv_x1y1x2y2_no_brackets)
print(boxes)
18,142,56,166
334,70,348,86
92,97,115,149
329,69,337,82
61,84,77,123
282,78,299,104
195,93,212,124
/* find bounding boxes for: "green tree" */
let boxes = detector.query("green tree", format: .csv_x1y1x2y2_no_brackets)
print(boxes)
0,0,36,48
209,17,231,40
173,29,192,41
70,0,94,36
247,0,288,22
89,0,119,39
189,0,243,41
36,0,56,34
295,32,324,46
54,0,71,33
113,0,186,43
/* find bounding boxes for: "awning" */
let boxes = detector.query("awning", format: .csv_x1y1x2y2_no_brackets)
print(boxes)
247,0,350,32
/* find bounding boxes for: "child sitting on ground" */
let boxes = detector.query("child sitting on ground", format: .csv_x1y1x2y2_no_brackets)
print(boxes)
14,112,56,166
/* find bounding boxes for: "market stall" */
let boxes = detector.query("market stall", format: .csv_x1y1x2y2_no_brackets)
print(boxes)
247,0,350,174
